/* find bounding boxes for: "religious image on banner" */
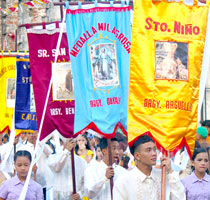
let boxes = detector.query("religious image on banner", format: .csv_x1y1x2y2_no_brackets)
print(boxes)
89,41,119,88
30,85,36,112
6,78,16,108
52,62,74,101
128,0,210,156
66,4,131,137
155,41,188,81
27,24,75,140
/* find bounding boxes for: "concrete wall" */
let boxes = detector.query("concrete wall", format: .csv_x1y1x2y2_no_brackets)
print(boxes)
0,0,61,51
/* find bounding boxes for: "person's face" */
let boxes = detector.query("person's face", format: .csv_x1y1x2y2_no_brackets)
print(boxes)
134,141,157,167
111,141,120,163
15,156,31,179
195,132,201,141
102,141,120,164
89,137,96,147
3,136,8,144
33,131,38,141
65,139,76,151
20,133,26,140
94,137,100,145
96,147,103,161
77,136,87,149
27,132,34,144
192,152,209,174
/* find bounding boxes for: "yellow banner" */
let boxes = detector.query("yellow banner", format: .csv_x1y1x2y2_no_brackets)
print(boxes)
128,0,210,156
0,56,16,133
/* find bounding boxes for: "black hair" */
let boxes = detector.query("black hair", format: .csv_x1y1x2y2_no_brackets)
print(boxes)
121,154,130,169
94,144,101,151
95,144,101,160
192,148,209,161
201,120,210,128
46,138,56,154
3,134,9,141
99,138,118,150
14,150,32,163
130,135,154,156
75,134,91,155
115,131,128,144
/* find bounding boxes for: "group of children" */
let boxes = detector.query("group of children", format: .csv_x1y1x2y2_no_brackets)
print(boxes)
0,122,210,200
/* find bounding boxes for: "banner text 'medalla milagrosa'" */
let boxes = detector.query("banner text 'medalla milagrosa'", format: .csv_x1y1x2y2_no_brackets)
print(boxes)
70,23,131,58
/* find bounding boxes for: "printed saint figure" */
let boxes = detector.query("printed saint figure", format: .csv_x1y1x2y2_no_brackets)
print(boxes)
65,70,73,92
99,48,112,80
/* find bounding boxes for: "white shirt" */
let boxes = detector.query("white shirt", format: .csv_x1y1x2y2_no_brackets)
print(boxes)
36,142,54,188
48,149,86,200
113,166,186,200
21,141,35,156
0,142,22,174
84,160,126,200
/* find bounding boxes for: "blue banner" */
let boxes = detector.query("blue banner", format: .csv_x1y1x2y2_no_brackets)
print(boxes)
66,4,131,137
15,56,37,130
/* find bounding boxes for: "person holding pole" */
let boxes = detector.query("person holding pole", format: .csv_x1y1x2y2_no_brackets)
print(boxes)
84,138,126,200
113,135,186,200
48,138,86,200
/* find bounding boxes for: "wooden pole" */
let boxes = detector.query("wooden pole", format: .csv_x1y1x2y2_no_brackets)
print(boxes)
161,166,166,200
34,168,37,181
161,151,166,200
71,148,77,194
59,0,64,21
107,139,113,200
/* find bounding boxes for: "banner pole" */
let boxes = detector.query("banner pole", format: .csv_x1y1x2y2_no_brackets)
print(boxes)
18,9,67,200
161,166,166,200
71,148,77,194
161,151,166,200
108,139,113,200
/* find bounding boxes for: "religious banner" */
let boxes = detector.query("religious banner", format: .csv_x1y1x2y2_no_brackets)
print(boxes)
65,3,131,137
15,56,37,130
27,23,74,140
128,0,210,156
0,56,16,133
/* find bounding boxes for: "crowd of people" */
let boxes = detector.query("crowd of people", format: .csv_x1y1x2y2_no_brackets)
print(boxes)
0,120,210,200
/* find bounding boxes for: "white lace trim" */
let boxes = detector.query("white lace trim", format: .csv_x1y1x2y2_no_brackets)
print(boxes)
27,28,66,35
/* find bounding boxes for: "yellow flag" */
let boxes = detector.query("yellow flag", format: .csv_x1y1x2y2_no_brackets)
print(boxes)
0,56,16,134
128,0,210,156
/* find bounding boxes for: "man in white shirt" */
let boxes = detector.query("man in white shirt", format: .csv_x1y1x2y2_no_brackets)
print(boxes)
84,138,126,200
113,135,186,200
48,138,86,200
